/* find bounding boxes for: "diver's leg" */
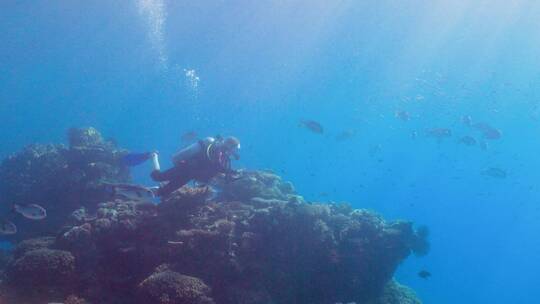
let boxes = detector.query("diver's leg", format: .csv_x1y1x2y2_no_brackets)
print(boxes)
151,164,184,182
156,175,191,197
151,152,161,171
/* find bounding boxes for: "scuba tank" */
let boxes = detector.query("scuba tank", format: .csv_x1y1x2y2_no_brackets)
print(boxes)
172,137,215,166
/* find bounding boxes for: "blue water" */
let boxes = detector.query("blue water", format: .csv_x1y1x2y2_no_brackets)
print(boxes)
2,1,540,303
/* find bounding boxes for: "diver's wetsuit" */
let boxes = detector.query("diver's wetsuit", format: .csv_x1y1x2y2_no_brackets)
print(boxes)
151,138,234,197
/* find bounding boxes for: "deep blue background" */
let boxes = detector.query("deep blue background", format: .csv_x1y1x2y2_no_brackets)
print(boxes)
2,1,540,302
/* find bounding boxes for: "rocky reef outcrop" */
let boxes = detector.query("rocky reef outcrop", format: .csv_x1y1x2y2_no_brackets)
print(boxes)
0,128,428,304
0,127,129,241
137,265,215,304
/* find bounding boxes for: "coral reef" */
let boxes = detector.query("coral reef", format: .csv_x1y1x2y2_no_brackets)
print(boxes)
5,248,75,298
0,128,427,304
370,280,422,304
0,127,129,241
138,266,215,304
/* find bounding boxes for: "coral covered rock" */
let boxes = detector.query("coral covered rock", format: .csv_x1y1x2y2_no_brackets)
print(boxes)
138,268,215,304
0,130,428,304
0,128,129,241
0,172,426,304
64,295,90,304
5,249,76,295
371,280,422,304
12,236,56,259
217,170,297,202
67,127,105,148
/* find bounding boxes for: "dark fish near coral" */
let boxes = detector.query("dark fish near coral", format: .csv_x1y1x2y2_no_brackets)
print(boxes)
395,110,411,121
299,120,324,134
426,128,452,139
0,219,17,235
181,131,198,142
459,136,477,146
418,270,431,279
103,182,155,201
13,204,47,220
481,167,507,179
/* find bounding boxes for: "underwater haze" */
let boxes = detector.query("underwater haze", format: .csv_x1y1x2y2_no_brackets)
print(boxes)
1,1,540,303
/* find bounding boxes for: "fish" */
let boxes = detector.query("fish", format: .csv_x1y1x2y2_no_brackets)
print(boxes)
472,122,492,132
181,131,198,143
369,144,382,157
473,122,502,140
461,115,473,126
0,219,17,235
480,141,489,151
426,128,452,139
167,240,184,245
411,131,418,139
395,110,411,121
335,130,356,141
13,204,47,220
459,136,477,146
481,167,507,179
299,120,324,134
418,270,431,279
102,182,155,201
482,128,502,140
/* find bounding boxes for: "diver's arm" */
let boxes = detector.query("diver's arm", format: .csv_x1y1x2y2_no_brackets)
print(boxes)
222,165,242,182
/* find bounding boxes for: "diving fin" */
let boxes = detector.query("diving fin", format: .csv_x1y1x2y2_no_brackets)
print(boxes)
121,152,152,167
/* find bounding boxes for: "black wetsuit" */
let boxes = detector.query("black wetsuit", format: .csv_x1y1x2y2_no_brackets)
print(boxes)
151,140,233,197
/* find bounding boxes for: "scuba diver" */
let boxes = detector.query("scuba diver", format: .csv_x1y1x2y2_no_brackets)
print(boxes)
122,136,241,197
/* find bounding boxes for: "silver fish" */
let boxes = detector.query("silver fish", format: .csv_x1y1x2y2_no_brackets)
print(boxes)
0,219,17,235
462,115,473,126
103,182,155,201
335,130,356,141
480,141,489,151
395,110,411,121
426,128,452,139
482,128,502,140
369,144,382,157
481,167,507,179
472,122,492,132
473,122,502,140
459,136,477,146
299,120,324,134
13,204,47,220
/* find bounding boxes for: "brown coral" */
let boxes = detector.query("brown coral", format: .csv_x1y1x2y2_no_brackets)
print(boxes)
138,269,215,304
6,248,76,296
